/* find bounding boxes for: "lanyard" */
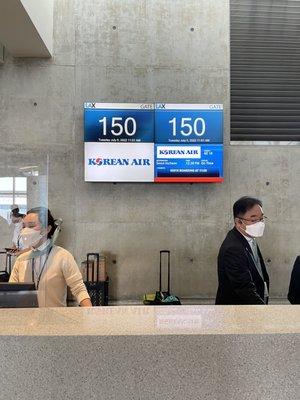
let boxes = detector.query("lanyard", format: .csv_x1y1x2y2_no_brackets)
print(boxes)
31,247,53,290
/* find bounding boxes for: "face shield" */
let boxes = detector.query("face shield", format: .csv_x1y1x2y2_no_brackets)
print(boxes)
20,218,62,261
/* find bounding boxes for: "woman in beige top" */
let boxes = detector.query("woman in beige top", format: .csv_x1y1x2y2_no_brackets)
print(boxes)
9,207,92,307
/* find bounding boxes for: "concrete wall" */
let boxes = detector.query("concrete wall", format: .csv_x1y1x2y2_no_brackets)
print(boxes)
0,0,299,300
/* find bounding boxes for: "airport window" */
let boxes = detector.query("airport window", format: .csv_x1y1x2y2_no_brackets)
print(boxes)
0,177,27,221
230,0,300,142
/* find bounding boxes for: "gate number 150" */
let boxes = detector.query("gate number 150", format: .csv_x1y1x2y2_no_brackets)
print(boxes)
169,117,206,137
99,117,137,136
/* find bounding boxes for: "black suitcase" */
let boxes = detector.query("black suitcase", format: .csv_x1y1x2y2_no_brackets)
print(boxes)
0,252,12,282
83,253,109,306
143,250,181,305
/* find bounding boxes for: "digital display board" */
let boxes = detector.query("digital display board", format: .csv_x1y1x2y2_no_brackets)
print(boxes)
84,103,223,183
154,103,223,182
84,103,154,182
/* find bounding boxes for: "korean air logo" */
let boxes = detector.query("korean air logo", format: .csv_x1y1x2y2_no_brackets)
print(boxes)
88,157,151,166
158,149,199,156
157,146,201,159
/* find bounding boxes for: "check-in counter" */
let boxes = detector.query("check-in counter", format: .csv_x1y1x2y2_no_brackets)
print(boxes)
0,305,299,400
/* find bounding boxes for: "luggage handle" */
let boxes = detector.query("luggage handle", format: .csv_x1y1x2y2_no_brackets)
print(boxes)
5,253,12,275
87,253,100,282
159,250,170,294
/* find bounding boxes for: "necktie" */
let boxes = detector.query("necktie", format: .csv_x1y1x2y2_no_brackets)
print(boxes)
251,239,259,263
250,240,268,302
250,239,263,278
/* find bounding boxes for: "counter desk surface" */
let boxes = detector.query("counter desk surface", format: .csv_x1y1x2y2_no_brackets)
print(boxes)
0,305,299,400
0,304,299,336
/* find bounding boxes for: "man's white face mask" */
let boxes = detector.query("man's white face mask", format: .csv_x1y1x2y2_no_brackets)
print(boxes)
19,227,43,248
244,221,265,238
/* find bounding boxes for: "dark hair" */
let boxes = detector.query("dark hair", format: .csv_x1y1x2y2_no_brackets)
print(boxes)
233,196,262,218
11,209,25,218
27,207,56,238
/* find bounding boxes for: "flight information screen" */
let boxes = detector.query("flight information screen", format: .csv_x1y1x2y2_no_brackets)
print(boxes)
84,103,223,183
154,103,223,182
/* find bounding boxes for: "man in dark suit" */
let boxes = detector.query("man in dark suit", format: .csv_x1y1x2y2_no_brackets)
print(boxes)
288,257,300,304
216,196,269,305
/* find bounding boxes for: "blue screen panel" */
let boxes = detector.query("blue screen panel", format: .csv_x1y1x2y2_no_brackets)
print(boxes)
84,103,155,143
155,104,223,144
154,144,223,183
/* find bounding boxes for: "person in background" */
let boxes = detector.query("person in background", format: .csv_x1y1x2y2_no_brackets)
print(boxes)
10,205,25,251
288,256,300,304
216,196,269,305
10,207,92,307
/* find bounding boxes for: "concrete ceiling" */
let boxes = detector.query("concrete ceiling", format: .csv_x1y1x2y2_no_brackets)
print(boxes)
0,0,53,57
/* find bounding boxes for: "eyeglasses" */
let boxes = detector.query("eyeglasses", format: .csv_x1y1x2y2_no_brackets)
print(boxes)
238,216,268,223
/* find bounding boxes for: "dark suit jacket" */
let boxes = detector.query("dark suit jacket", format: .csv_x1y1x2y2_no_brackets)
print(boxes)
288,256,300,304
216,227,269,305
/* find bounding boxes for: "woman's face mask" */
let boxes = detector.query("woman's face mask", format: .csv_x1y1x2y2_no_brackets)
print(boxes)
19,227,43,248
